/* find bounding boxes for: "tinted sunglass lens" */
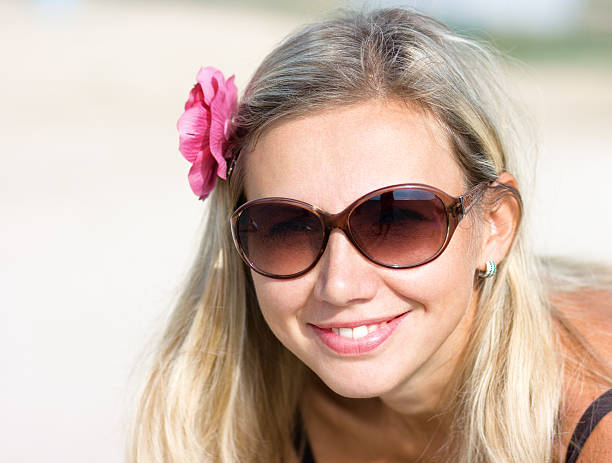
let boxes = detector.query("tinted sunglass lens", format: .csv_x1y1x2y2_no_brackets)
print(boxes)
236,203,325,276
348,189,448,267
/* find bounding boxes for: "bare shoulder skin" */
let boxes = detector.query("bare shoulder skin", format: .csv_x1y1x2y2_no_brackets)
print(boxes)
552,290,612,462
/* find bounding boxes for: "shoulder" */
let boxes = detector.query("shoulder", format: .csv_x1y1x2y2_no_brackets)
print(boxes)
570,393,612,462
551,289,612,361
551,289,612,461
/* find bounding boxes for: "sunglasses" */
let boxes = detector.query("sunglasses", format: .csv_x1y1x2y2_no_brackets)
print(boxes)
230,182,490,279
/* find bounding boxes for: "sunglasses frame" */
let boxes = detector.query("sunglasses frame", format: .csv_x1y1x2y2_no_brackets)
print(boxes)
230,182,490,279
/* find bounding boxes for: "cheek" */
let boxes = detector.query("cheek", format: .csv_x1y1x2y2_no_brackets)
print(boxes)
428,228,481,331
377,229,480,379
385,260,474,316
250,271,313,344
441,224,481,295
386,224,481,320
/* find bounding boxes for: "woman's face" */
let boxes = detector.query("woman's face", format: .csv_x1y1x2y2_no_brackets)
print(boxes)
243,100,482,405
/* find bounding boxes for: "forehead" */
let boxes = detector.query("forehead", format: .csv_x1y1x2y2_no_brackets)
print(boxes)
243,99,465,211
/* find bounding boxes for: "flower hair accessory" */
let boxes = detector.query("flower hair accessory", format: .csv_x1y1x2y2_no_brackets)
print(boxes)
177,66,238,200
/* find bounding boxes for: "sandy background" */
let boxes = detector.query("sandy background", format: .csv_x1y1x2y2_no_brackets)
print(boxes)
0,1,610,462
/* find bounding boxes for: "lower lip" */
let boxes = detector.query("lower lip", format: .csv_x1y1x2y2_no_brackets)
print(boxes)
310,312,410,355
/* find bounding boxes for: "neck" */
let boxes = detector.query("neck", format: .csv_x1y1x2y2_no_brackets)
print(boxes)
303,374,455,462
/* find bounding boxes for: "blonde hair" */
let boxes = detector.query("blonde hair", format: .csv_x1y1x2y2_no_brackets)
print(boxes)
129,9,610,462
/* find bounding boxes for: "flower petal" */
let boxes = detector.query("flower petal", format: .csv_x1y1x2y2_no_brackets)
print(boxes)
184,83,204,111
177,104,210,162
196,66,224,106
187,151,218,200
224,75,238,113
210,75,237,179
208,74,236,119
209,114,228,178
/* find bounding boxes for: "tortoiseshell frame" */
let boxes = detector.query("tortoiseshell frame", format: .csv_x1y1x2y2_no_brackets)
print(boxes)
230,182,490,279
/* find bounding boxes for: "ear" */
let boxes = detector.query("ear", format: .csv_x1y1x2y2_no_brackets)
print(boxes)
477,172,522,272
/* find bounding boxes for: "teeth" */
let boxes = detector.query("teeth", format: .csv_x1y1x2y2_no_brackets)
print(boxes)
352,325,368,339
331,323,382,339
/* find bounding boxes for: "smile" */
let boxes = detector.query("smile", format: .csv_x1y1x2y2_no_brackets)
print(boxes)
309,312,410,355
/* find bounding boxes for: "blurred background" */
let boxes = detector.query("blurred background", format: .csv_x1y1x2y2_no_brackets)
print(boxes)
1,0,610,461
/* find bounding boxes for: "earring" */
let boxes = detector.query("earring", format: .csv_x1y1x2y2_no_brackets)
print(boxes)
479,260,497,278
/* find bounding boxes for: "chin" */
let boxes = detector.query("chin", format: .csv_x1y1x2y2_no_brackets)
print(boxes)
309,363,402,399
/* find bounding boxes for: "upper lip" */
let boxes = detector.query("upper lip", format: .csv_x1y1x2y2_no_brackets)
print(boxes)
310,311,409,329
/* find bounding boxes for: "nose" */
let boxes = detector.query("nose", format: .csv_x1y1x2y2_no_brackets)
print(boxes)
312,229,379,307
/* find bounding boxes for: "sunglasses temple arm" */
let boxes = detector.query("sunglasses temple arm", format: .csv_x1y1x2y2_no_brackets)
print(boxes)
460,182,489,216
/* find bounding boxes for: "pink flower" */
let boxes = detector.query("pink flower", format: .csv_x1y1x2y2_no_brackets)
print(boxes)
177,66,238,200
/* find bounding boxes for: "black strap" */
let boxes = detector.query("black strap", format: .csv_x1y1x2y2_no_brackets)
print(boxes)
293,411,316,463
565,388,612,463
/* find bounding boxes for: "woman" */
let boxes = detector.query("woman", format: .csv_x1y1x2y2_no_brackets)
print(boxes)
130,9,611,462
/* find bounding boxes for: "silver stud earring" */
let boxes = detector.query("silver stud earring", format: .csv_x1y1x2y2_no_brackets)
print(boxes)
480,260,497,278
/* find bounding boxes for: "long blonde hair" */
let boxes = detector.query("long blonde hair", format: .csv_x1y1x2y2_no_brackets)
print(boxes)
129,9,609,462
